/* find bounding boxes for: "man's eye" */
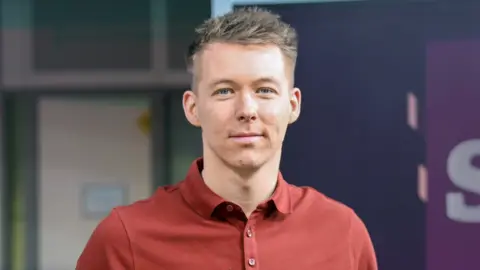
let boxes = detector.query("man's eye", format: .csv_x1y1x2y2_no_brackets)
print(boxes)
214,88,233,95
257,88,275,94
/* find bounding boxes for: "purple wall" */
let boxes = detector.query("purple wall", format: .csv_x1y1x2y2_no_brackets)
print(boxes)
426,40,480,270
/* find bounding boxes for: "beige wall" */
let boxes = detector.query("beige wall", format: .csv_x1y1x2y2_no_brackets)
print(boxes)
38,99,152,270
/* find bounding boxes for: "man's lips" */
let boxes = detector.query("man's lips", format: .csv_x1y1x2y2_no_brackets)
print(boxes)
230,132,263,138
229,133,264,143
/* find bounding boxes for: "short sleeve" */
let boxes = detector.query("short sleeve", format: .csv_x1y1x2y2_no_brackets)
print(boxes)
349,211,378,270
76,209,134,270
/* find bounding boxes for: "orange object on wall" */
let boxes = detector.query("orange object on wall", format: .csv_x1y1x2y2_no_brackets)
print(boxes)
137,110,151,135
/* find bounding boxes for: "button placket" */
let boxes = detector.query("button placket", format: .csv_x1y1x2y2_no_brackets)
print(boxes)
244,221,257,268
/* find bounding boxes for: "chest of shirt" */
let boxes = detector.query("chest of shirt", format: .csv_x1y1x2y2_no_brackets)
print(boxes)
131,217,353,270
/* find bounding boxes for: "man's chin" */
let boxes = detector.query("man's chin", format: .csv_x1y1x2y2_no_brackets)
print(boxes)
226,155,265,171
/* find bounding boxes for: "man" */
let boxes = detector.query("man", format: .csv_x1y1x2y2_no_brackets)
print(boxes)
77,7,377,270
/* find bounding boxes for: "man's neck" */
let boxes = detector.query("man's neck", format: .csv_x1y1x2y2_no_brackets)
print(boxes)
201,151,281,217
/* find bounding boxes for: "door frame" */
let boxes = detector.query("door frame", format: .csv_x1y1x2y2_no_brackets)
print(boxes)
1,88,179,270
210,0,341,16
0,91,6,270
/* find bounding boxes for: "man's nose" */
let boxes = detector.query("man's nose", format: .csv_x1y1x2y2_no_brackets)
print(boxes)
235,93,258,122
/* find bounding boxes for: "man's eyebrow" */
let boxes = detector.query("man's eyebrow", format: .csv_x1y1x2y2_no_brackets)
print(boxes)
208,79,239,88
208,77,281,88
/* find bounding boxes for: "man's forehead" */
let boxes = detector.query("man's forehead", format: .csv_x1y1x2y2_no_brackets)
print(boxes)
191,43,294,87
194,69,293,89
196,43,286,65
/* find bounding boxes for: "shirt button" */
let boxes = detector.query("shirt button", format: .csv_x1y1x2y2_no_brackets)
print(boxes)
226,204,234,212
246,228,253,238
248,258,256,267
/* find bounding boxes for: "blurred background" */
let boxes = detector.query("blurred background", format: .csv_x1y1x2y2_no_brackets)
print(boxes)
0,0,479,269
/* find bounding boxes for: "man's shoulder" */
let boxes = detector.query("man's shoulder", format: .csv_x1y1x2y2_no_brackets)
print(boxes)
290,184,357,222
114,183,183,221
84,184,183,244
289,185,375,265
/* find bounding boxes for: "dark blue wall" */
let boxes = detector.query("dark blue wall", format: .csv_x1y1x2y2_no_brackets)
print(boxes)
239,1,480,269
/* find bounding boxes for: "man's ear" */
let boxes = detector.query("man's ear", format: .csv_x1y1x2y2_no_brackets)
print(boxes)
183,90,201,127
289,87,301,124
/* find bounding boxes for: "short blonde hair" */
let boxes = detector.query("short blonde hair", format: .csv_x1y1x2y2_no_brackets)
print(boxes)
186,7,298,70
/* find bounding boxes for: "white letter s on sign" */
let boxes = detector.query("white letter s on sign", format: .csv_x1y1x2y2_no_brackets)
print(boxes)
446,139,480,223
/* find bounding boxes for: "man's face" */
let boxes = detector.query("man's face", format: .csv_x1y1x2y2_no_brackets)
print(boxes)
183,42,301,169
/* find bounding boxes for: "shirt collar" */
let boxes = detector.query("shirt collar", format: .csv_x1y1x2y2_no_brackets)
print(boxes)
179,158,292,219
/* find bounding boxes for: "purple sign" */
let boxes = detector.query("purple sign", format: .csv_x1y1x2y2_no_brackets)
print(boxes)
427,41,480,270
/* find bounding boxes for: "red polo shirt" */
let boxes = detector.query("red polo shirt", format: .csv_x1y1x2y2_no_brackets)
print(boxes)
77,159,377,270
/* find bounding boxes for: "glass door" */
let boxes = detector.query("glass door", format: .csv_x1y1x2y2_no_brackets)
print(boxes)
37,96,153,270
3,93,164,270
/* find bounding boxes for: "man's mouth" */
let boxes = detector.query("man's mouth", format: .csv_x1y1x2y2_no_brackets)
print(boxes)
229,133,264,143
